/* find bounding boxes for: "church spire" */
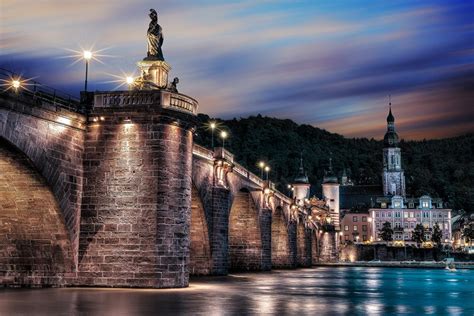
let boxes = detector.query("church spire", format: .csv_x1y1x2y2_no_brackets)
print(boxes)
383,96,399,147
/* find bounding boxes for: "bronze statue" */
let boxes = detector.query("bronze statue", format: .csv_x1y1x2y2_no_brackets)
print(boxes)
167,77,179,92
146,9,164,61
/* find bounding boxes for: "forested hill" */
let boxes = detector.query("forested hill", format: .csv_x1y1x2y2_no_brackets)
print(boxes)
194,114,473,214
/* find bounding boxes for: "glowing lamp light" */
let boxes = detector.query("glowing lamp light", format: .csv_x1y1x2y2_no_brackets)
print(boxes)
259,161,265,169
264,188,271,195
210,122,216,130
264,166,270,172
83,50,93,60
287,184,292,189
308,215,312,220
12,79,21,89
220,130,228,139
126,76,135,85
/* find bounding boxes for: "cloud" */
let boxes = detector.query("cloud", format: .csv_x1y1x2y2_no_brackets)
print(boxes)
1,0,473,140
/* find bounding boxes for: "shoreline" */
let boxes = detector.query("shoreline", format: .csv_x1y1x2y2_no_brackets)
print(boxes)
315,261,474,270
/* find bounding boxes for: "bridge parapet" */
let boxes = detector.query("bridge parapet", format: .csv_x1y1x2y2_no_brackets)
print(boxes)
0,68,83,114
93,90,198,116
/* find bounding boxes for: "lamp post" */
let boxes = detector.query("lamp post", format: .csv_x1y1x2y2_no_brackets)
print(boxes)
83,50,93,92
126,76,135,90
210,122,216,148
264,165,270,181
220,130,228,153
258,161,265,179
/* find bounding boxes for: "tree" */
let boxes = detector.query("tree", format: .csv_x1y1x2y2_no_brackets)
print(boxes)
412,224,426,246
378,221,393,242
463,225,474,246
431,223,443,247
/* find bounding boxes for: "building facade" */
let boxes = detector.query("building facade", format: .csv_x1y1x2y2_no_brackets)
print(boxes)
341,212,373,242
370,195,451,242
340,105,452,244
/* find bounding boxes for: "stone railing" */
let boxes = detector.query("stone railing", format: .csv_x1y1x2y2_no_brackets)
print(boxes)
192,144,291,205
93,90,198,116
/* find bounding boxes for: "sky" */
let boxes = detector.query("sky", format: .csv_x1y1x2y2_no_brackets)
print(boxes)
1,0,473,140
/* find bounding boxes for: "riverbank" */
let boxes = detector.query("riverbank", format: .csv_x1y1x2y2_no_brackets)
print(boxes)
316,261,474,269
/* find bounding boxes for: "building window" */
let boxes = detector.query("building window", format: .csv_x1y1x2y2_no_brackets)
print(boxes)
416,213,420,218
363,235,367,242
330,199,335,202
404,222,408,228
376,213,379,218
344,225,349,231
409,202,414,208
438,203,443,208
353,216,358,222
381,203,387,209
404,212,408,218
409,212,414,218
362,225,367,232
394,201,401,208
376,222,380,228
353,225,358,231
422,201,429,208
345,235,349,240
410,222,415,228
388,212,392,217
362,216,367,222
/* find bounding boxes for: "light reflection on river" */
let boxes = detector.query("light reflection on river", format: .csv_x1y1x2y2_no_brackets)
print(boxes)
0,267,473,315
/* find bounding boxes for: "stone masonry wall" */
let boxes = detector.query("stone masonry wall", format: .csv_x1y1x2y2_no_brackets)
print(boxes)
78,108,194,288
190,186,211,275
271,207,291,268
228,190,262,271
0,138,75,287
0,93,86,267
260,208,272,271
319,231,338,263
210,187,231,275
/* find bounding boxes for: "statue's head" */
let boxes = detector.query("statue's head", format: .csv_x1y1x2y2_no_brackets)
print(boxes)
173,77,179,84
149,9,157,21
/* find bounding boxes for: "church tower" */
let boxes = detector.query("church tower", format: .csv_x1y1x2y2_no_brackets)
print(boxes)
292,156,311,206
382,102,406,197
322,158,340,230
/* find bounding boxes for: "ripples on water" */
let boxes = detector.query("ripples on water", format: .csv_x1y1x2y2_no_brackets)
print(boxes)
0,267,473,315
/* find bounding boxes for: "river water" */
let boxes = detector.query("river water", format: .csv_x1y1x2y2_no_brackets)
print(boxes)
0,267,473,315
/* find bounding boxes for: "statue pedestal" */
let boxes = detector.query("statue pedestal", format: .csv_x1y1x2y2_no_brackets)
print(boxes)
137,60,171,88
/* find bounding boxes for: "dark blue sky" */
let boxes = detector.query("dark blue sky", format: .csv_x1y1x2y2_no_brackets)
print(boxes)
1,0,473,139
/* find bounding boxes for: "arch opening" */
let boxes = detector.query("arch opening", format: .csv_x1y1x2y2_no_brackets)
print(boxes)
189,185,212,275
228,188,262,271
0,137,74,287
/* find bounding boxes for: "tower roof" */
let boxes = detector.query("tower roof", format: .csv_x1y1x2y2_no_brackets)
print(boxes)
323,157,338,184
383,101,399,147
293,155,309,184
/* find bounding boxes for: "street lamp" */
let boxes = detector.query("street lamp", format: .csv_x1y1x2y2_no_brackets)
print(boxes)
264,165,270,181
258,161,266,178
210,122,216,148
220,130,228,151
126,76,135,87
83,50,93,92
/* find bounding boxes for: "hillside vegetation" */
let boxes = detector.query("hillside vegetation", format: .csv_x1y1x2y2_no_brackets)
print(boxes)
194,114,473,213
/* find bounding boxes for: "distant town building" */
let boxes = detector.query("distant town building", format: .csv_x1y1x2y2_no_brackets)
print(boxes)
338,104,452,244
340,212,373,242
322,158,340,230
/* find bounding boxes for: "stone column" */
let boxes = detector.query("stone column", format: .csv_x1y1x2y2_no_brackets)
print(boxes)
79,104,196,288
260,208,272,271
210,187,231,275
288,220,298,268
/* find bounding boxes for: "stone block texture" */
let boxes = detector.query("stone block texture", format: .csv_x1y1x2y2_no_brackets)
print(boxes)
318,231,339,263
78,107,194,288
0,93,85,268
259,208,272,271
228,189,262,271
0,138,75,287
296,224,312,267
210,187,231,275
189,185,211,275
271,207,292,268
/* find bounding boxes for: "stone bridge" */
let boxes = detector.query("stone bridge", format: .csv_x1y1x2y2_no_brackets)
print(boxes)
0,70,337,288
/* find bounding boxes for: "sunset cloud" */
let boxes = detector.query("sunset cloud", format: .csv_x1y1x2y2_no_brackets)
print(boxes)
1,0,472,139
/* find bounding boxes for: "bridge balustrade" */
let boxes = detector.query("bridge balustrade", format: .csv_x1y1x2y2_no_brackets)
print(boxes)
0,68,82,113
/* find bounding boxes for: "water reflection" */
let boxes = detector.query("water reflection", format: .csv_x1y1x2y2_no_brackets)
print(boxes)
0,267,473,315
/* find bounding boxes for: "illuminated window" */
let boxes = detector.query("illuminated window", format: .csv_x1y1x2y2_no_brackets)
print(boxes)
362,216,367,222
353,225,358,231
362,225,367,232
344,225,349,231
353,216,358,222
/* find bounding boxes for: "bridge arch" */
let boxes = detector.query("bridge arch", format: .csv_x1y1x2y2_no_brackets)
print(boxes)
0,137,74,286
228,188,263,271
190,184,212,275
